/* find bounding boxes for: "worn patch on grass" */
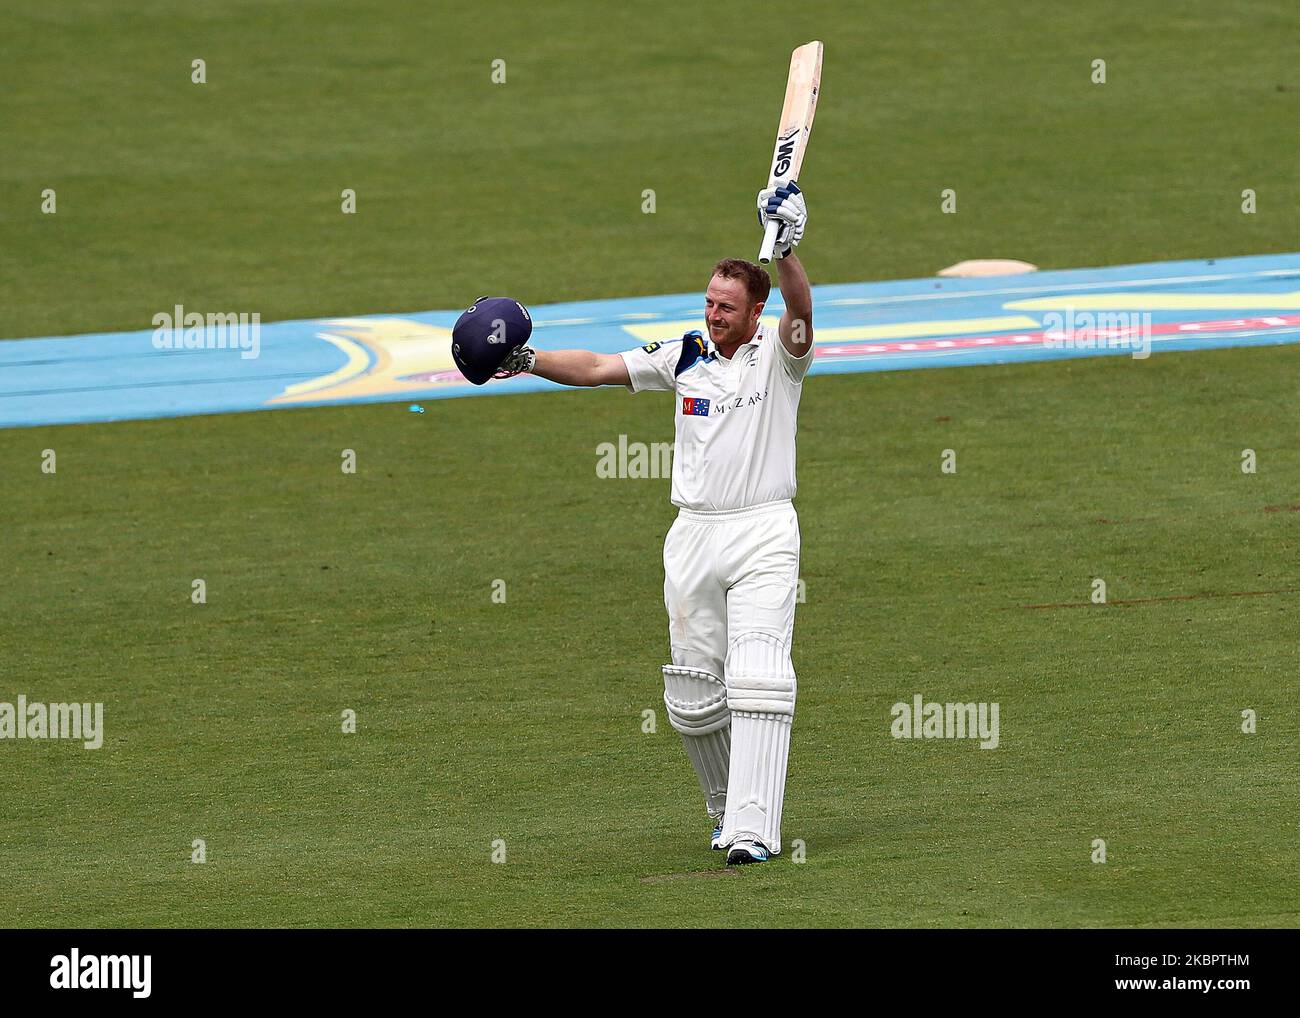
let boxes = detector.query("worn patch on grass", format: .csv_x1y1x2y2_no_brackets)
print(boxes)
640,869,741,885
1020,588,1300,610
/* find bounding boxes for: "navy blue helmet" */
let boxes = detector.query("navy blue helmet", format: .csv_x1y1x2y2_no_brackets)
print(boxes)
451,296,532,385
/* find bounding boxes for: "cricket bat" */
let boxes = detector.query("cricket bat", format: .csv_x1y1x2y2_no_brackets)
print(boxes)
757,40,823,264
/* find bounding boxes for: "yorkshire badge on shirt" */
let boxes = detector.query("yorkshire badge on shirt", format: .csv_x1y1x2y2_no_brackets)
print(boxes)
619,323,813,511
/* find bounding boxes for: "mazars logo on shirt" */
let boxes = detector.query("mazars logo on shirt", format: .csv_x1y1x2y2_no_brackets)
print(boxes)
681,397,711,417
712,388,768,416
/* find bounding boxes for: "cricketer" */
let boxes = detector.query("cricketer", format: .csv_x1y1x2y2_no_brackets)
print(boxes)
453,183,811,863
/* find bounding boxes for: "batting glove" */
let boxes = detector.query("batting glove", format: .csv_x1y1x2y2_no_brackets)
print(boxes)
493,344,537,379
756,181,807,258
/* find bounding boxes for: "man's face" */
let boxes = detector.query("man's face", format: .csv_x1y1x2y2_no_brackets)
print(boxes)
705,275,763,347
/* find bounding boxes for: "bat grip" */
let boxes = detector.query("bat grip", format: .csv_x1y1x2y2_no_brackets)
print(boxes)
758,218,781,264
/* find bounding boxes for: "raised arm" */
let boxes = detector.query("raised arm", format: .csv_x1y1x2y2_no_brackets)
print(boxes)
757,183,814,358
776,252,813,357
530,349,630,388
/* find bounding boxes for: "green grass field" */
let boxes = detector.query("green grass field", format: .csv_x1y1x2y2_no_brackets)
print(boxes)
2,347,1297,926
3,0,1298,337
2,0,1298,927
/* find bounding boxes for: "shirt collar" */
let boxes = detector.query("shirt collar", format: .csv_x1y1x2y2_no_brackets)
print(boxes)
714,326,762,363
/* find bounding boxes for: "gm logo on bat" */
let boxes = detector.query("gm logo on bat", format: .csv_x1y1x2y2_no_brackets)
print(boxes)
772,127,799,176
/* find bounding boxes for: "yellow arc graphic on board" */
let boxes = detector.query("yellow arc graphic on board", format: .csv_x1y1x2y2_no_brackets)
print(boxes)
1006,292,1300,311
270,318,459,404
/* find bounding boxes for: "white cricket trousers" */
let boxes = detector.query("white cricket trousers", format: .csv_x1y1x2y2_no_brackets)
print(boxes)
661,498,800,853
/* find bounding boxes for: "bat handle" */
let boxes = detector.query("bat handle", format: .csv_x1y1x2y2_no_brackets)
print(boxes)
757,218,781,264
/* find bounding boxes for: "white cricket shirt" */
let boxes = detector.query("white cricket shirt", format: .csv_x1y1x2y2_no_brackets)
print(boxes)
619,323,813,512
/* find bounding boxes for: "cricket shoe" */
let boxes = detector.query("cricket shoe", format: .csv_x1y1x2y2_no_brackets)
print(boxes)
726,838,771,866
710,818,725,851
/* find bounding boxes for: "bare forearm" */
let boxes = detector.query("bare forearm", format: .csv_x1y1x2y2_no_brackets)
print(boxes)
776,252,813,319
531,349,599,386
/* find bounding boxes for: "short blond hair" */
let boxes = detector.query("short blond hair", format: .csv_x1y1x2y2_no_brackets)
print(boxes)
712,258,772,305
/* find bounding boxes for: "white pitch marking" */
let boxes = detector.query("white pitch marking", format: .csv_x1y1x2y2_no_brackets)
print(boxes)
820,268,1300,308
532,317,597,328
